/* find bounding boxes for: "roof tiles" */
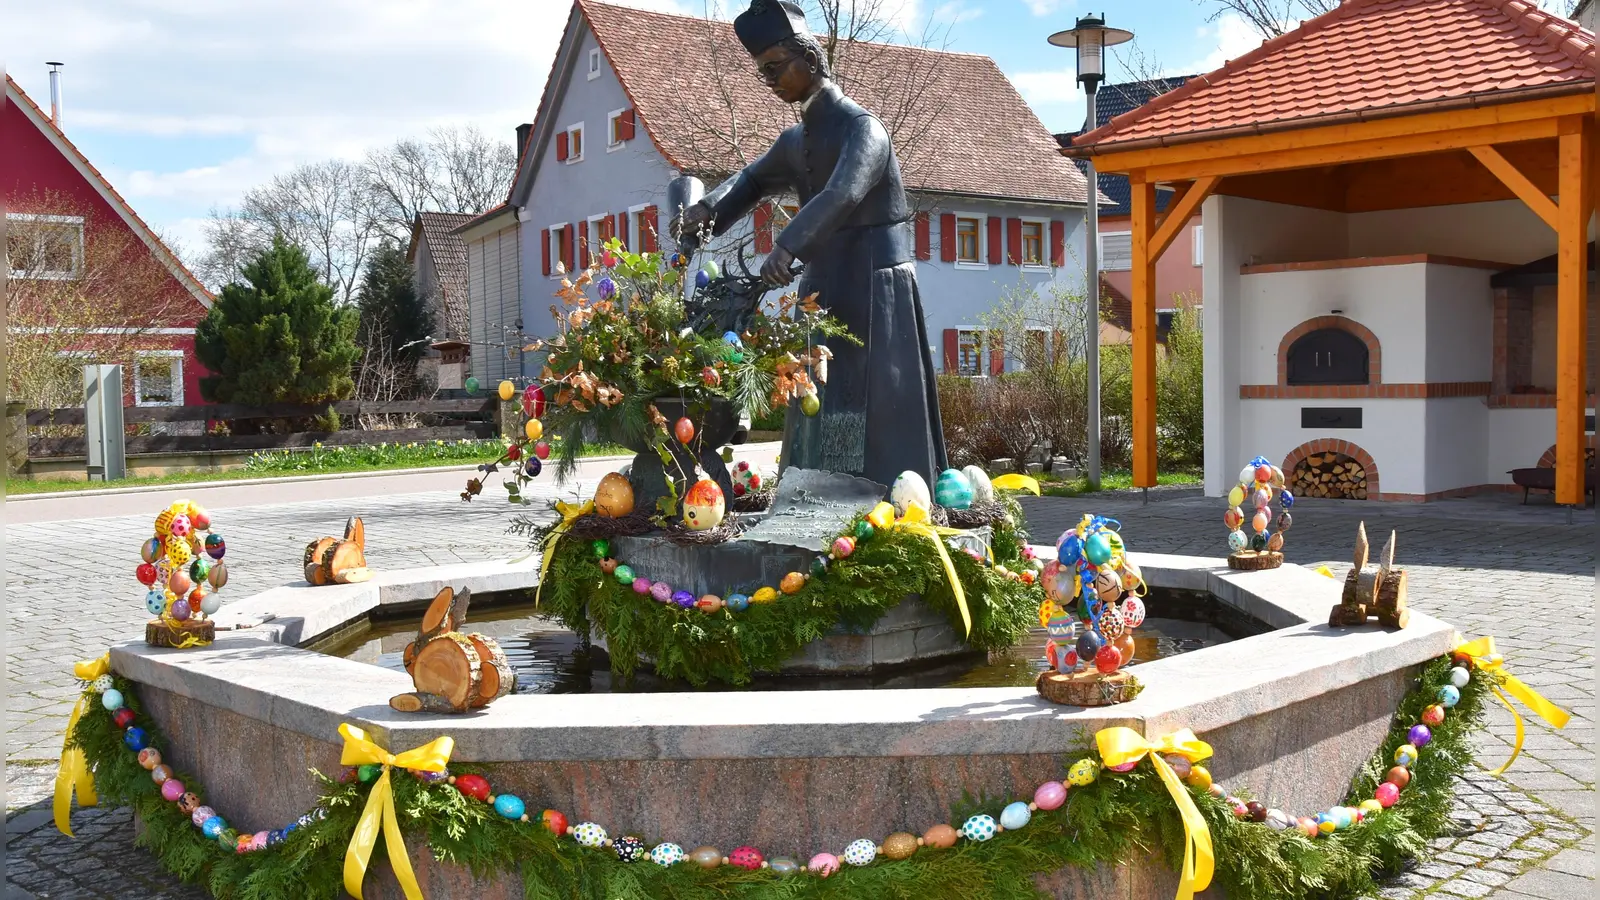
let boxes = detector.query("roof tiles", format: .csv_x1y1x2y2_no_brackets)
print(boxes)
413,211,473,308
1075,0,1594,150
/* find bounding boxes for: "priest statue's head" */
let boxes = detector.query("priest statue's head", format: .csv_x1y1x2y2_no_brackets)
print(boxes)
735,0,833,103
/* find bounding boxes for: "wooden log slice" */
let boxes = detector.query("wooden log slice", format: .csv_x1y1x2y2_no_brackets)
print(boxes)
1226,551,1283,571
1353,567,1381,605
146,618,216,648
466,633,515,707
389,692,460,714
304,537,337,585
319,541,366,584
1352,522,1369,571
1328,603,1369,627
410,632,482,712
418,586,469,640
1036,668,1142,707
403,640,417,674
1376,569,1408,612
345,516,366,550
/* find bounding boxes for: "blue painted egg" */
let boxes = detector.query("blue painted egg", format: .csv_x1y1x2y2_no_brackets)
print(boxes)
726,593,750,612
1437,685,1460,708
960,814,998,841
101,689,124,711
1280,490,1295,508
933,469,974,509
123,727,149,751
1227,530,1248,551
999,801,1032,831
493,794,525,820
722,331,742,346
1075,629,1103,661
1084,533,1113,565
695,269,711,288
145,590,166,615
1057,531,1084,564
201,816,226,838
650,842,685,866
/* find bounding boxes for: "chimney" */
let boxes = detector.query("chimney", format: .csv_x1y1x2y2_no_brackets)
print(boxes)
47,62,64,128
515,123,533,160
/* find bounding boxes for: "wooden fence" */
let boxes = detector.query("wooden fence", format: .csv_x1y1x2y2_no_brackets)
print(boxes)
24,398,500,458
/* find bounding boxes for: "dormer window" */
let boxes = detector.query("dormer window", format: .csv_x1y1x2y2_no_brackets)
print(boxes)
1286,327,1369,385
557,124,584,163
588,48,602,80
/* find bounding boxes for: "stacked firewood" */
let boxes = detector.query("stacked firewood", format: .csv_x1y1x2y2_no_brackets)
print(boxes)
1291,454,1368,500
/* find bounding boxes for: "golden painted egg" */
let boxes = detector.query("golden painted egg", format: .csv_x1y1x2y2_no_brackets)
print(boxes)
682,478,726,531
780,572,806,594
881,832,918,860
593,473,635,518
751,586,779,604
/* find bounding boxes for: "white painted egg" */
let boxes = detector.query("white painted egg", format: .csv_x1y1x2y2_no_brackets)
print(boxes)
889,471,931,516
962,465,995,504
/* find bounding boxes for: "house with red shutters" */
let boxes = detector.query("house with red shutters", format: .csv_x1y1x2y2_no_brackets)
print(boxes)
456,0,1101,385
4,73,213,411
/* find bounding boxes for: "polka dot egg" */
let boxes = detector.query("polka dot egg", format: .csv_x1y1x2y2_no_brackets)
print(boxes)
650,842,685,866
571,822,608,848
1067,758,1099,786
613,835,646,862
1437,685,1461,708
842,838,877,866
959,814,998,842
91,675,114,694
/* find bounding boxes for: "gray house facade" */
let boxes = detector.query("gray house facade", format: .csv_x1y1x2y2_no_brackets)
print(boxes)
460,0,1100,384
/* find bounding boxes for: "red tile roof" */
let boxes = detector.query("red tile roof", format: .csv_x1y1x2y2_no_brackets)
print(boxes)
5,75,213,308
1073,0,1595,152
579,0,1094,205
409,211,474,333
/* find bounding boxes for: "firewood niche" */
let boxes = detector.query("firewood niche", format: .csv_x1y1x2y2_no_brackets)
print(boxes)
390,586,516,714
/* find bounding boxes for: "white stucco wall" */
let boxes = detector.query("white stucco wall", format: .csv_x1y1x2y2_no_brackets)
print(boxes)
1423,265,1494,383
1235,265,1427,383
1346,199,1558,265
1486,408,1562,478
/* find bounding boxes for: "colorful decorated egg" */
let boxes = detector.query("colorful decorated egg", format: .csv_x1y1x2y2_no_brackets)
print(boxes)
1075,629,1103,661
1092,568,1122,601
207,561,228,590
1000,801,1032,830
1034,781,1068,811
1121,595,1146,628
138,747,162,769
1046,610,1077,639
594,472,636,518
751,586,779,604
768,855,801,875
808,852,840,877
674,417,696,444
1227,529,1248,551
1375,782,1400,807
933,469,974,509
454,774,491,801
1267,532,1285,552
145,590,166,615
204,533,225,559
1238,464,1258,486
1421,704,1445,726
963,465,994,504
842,838,877,865
890,470,931,515
169,514,192,538
1280,489,1295,508
733,461,762,497
671,590,696,609
1251,510,1269,533
493,794,525,820
960,814,998,841
650,842,684,866
1393,744,1418,767
831,536,855,559
1067,758,1098,786
1223,507,1244,530
682,479,725,530
1227,485,1245,508
1094,644,1123,673
171,599,192,621
614,835,646,862
124,727,149,750
650,582,673,603
696,595,724,612
881,832,919,860
728,845,764,870
1097,608,1126,641
166,536,192,565
1084,532,1113,565
1438,685,1461,708
540,809,568,835
726,593,751,612
141,537,163,563
571,822,608,848
780,571,807,594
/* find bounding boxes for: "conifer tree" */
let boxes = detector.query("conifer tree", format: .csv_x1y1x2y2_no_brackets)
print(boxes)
355,240,433,366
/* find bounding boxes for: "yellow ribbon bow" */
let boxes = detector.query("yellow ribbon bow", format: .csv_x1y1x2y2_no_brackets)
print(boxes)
1453,636,1570,775
896,502,972,636
339,723,454,900
56,654,111,836
524,498,593,605
1096,727,1215,900
990,473,1041,496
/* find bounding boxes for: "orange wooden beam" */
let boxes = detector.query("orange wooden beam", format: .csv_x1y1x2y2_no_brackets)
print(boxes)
1468,145,1558,229
1554,125,1591,506
1130,179,1158,489
1150,176,1219,260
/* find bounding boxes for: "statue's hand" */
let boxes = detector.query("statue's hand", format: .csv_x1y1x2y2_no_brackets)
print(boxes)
762,245,796,287
676,203,712,239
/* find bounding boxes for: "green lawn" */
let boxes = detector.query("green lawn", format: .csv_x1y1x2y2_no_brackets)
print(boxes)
1035,468,1201,498
7,439,631,496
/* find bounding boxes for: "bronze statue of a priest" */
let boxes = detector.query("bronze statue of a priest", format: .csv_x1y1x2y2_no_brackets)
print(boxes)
678,0,947,488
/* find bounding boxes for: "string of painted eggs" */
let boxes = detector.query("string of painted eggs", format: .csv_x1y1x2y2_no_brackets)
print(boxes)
136,501,228,622
1040,515,1146,675
1224,455,1295,553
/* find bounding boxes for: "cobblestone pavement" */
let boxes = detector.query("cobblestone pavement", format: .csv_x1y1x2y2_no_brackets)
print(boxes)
5,485,1592,898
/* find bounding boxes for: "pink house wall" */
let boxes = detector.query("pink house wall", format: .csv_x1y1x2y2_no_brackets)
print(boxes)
1098,214,1204,309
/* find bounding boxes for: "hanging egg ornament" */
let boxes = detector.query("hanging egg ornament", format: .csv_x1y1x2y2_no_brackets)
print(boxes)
933,468,974,509
166,536,192,565
497,380,516,401
1121,595,1147,627
1084,532,1113,565
1238,464,1259,485
889,471,932,515
1276,511,1293,532
154,508,176,536
1227,485,1245,508
674,417,696,444
799,389,821,416
694,268,711,288
141,537,163,563
1223,507,1244,529
1097,607,1126,641
205,533,226,559
959,814,998,842
136,563,158,586
597,276,617,300
1093,568,1123,601
682,478,726,531
145,590,166,615
594,472,636,517
1280,489,1295,508
523,418,543,442
464,376,480,395
963,465,995,503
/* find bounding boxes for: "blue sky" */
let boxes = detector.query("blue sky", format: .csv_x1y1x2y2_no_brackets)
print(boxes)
3,1,1260,260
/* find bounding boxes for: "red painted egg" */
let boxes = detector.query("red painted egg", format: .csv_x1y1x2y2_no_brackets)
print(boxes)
507,444,522,461
1254,464,1272,483
455,774,491,802
674,417,695,444
533,441,551,460
1094,644,1123,674
113,708,136,729
728,846,765,870
137,563,158,586
541,809,569,836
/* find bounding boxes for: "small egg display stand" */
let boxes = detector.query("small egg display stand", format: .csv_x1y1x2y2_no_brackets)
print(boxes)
138,500,229,648
1224,455,1294,571
1034,514,1146,707
1328,522,1411,629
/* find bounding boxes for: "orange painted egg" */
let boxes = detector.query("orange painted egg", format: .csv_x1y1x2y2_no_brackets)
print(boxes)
674,417,696,444
682,478,725,531
594,472,635,518
922,824,958,849
780,572,806,594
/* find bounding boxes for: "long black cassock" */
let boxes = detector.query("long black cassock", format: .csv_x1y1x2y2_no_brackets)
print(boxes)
699,82,948,488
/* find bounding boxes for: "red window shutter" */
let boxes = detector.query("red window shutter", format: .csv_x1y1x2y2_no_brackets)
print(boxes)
616,212,629,250
617,108,636,141
1005,218,1022,265
987,217,1003,264
556,131,569,162
939,214,957,263
561,226,574,272
540,228,551,276
914,212,931,261
578,220,590,269
989,333,1005,374
641,205,659,252
1050,220,1066,268
942,329,959,374
754,202,774,254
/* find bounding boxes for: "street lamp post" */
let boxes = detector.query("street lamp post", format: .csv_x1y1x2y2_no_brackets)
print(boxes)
1049,14,1132,491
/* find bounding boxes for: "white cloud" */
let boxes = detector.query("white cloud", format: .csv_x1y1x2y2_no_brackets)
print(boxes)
1008,67,1084,110
1022,0,1065,16
1188,12,1260,73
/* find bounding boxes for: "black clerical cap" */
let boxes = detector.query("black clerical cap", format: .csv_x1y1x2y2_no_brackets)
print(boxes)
734,0,812,55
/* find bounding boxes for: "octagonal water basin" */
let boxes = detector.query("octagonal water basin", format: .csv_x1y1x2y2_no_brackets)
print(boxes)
112,551,1455,899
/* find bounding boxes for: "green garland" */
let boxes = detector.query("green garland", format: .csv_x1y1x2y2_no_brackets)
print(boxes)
537,500,1042,686
69,653,1489,900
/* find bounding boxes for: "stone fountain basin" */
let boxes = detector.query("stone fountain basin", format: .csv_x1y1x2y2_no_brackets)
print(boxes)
111,552,1455,899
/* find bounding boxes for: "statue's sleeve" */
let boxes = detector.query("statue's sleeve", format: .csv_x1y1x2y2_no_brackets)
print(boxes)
775,114,888,262
701,130,796,237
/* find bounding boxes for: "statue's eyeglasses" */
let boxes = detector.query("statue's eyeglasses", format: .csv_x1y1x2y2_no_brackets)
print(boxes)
755,53,801,84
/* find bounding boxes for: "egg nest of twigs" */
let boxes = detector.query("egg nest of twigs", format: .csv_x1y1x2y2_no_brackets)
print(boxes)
566,512,660,540
660,516,749,545
730,485,775,514
940,500,1011,530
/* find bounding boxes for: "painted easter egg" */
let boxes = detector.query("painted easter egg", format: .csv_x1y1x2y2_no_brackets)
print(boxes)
1438,685,1461,707
524,418,544,442
1421,704,1445,726
682,478,726,531
808,853,840,877
1121,595,1146,628
171,599,192,621
1092,568,1122,601
1046,610,1077,639
455,774,491,802
674,417,696,444
1094,644,1123,673
881,832,919,860
1067,758,1098,786
204,533,226,559
1280,489,1295,508
728,845,764,870
696,595,724,612
166,536,192,565
541,809,568,835
800,391,821,416
768,856,801,875
671,590,696,609
1238,464,1258,486
922,824,958,849
725,593,750,612
199,591,223,616
141,537,163,563
1358,799,1382,819
751,586,779,604
842,838,877,866
168,570,194,596
497,380,516,401
733,462,762,497
1253,488,1271,509
831,536,855,559
1223,507,1244,530
179,792,202,815
1393,744,1418,767
650,582,673,603
138,748,162,770
1227,529,1248,551
960,814,997,842
1251,511,1269,533
1267,532,1285,552
780,572,806,594
689,846,722,868
1044,639,1060,669
1000,801,1032,831
650,842,685,866
1408,724,1432,747
1375,782,1399,807
1448,667,1470,688
1034,781,1067,811
889,471,931,515
933,468,973,509
1057,530,1084,564
963,465,995,503
1075,629,1103,661
1084,532,1113,565
1097,608,1127,641
1227,485,1244,508
571,822,608,848
613,835,646,862
594,472,636,517
145,590,166,615
1385,766,1410,788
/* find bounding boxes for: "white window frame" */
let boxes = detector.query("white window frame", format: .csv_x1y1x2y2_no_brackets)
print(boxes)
1100,230,1133,272
1019,217,1050,270
1017,325,1052,372
548,222,569,277
587,213,613,258
587,48,602,80
564,123,585,163
952,212,987,270
956,328,985,377
1192,224,1204,266
133,350,185,407
626,203,649,251
606,108,628,152
7,213,85,280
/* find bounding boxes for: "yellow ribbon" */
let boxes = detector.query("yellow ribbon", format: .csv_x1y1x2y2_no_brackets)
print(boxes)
338,723,454,900
1453,636,1570,775
527,499,593,605
991,473,1041,496
1315,565,1335,579
1096,727,1214,900
55,654,110,836
896,503,972,636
